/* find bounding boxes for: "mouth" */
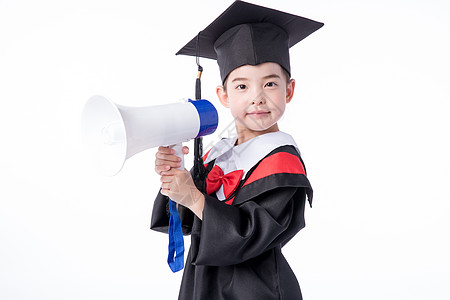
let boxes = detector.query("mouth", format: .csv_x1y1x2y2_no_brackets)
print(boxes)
247,110,270,117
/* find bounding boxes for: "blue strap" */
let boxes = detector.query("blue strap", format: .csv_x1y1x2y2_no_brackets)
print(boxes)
167,198,184,272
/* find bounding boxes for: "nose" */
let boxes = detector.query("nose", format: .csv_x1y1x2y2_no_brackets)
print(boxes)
251,91,266,105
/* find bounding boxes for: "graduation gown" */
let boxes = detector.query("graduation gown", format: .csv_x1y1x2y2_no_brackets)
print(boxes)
151,131,313,300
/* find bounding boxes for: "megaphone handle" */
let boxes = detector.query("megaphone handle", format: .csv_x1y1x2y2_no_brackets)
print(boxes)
169,143,185,170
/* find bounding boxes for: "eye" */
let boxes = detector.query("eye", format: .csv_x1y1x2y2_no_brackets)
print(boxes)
236,84,247,90
264,82,277,88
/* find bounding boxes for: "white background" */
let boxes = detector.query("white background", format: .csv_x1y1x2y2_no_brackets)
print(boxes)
1,0,449,299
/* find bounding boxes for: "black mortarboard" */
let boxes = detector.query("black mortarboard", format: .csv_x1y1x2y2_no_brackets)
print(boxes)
176,0,324,83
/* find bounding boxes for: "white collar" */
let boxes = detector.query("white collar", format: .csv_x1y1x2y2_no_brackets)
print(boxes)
204,131,299,201
205,131,300,177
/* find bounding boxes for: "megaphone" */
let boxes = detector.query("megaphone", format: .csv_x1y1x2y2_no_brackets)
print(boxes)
81,95,218,176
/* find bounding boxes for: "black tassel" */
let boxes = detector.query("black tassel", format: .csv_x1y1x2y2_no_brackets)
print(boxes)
193,57,206,192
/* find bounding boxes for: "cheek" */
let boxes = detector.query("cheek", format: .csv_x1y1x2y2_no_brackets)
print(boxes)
271,98,287,117
279,105,287,117
228,98,246,117
229,104,242,119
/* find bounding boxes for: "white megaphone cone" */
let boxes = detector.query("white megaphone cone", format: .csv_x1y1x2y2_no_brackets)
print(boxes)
81,95,218,176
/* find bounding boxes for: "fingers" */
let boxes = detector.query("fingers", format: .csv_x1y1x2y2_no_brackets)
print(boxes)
158,146,189,156
159,169,191,201
159,172,174,197
160,168,182,177
160,188,169,197
156,148,182,163
155,146,183,174
160,173,174,183
155,164,179,175
155,165,170,174
160,182,171,191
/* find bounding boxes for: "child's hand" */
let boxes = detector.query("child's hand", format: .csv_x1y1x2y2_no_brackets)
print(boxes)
155,146,204,219
154,146,189,175
160,168,205,220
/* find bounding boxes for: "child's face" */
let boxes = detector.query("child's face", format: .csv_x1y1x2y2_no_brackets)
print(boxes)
217,62,295,141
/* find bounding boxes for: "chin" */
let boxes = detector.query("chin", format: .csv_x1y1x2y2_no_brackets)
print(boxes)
248,123,278,133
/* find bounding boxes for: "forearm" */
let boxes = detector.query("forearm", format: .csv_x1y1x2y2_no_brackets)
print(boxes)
186,190,205,220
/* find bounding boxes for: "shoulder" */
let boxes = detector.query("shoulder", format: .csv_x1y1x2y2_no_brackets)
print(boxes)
245,145,307,185
233,145,313,206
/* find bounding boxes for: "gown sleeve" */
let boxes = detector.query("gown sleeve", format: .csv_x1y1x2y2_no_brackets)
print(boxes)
190,185,308,266
149,190,194,235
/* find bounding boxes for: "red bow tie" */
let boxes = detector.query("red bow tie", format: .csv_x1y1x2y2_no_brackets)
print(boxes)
206,165,243,199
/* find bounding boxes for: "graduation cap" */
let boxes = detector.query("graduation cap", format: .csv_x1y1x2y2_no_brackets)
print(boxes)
176,0,324,83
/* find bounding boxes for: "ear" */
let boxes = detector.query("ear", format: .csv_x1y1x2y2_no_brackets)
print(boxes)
216,85,230,108
286,79,295,104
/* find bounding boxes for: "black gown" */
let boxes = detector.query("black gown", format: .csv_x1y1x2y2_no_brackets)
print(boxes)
151,143,313,300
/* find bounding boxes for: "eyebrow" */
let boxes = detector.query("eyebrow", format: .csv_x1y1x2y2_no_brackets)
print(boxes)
231,74,281,83
231,77,249,83
263,74,282,80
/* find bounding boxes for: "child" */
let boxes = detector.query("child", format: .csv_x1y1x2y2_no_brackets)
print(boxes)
151,1,322,299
